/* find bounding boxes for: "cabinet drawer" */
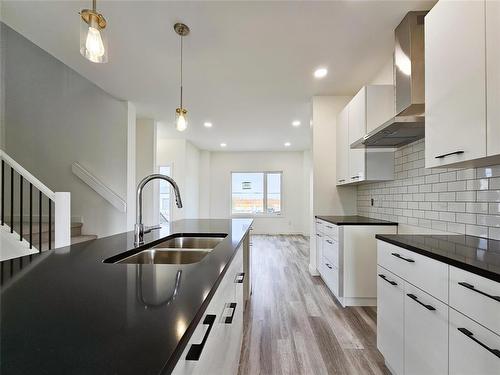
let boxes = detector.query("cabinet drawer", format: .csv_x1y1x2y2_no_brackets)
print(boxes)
377,266,404,375
315,220,324,234
449,308,500,375
319,256,339,297
404,283,448,375
320,220,338,240
322,237,339,267
377,240,448,303
449,266,500,335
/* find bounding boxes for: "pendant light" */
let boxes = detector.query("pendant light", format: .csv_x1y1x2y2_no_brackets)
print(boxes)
174,23,190,132
80,0,108,63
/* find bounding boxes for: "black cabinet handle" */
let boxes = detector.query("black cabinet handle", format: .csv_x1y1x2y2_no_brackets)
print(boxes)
338,179,345,183
223,302,237,324
351,176,360,179
407,293,436,311
326,239,333,244
325,263,333,269
316,233,322,238
186,314,216,360
458,328,500,359
235,272,245,284
391,253,415,263
326,225,333,229
378,274,397,286
435,150,464,159
458,282,500,303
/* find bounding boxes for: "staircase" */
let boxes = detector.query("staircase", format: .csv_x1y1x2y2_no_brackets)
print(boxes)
0,150,97,261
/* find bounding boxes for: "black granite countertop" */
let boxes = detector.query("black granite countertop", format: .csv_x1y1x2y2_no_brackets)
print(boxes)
376,234,500,283
0,219,253,375
315,215,398,226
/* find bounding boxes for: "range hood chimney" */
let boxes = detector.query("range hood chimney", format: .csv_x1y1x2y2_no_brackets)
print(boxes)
351,11,428,149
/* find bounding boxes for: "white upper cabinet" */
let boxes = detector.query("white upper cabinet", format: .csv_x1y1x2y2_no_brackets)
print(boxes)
487,0,500,157
336,85,394,185
348,87,367,144
366,85,395,134
425,0,500,168
336,106,349,185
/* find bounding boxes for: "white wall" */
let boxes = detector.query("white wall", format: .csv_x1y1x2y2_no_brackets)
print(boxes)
369,55,394,85
3,23,132,238
309,96,358,274
136,118,157,226
205,151,308,235
185,141,200,219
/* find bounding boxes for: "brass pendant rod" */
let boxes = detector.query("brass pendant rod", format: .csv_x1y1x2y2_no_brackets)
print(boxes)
180,34,183,109
92,0,96,12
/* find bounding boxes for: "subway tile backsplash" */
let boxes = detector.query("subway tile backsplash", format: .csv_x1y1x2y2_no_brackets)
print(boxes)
357,139,500,240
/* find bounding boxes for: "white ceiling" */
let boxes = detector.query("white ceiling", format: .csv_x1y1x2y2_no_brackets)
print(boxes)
1,0,434,151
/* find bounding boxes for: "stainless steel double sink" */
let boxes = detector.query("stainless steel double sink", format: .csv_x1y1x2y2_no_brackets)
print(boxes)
104,234,227,265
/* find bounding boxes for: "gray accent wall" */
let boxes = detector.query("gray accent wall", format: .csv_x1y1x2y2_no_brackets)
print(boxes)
2,23,133,237
358,139,500,240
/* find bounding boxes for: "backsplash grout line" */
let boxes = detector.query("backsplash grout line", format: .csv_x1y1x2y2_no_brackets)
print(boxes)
357,139,500,240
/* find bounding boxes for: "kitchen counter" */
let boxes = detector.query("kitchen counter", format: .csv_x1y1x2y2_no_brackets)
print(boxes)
316,215,398,226
0,218,253,375
376,234,500,283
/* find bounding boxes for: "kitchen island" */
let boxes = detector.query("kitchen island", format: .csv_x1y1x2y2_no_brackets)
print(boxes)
0,218,252,375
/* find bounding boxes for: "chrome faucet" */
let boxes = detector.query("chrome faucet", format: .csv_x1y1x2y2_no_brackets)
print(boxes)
135,174,183,245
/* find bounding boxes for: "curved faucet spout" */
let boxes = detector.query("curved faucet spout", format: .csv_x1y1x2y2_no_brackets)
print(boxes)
135,173,183,245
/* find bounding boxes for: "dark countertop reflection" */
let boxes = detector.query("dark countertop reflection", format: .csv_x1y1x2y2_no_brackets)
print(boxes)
376,234,500,282
316,215,398,226
0,219,253,375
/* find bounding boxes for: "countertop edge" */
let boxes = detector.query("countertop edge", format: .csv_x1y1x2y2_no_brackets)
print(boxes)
161,225,252,374
375,235,500,283
315,215,398,226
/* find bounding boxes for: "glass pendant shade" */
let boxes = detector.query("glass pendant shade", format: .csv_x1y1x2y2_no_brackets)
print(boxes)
176,108,188,132
80,12,108,63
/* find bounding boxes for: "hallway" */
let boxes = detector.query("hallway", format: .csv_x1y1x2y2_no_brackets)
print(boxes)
238,235,388,375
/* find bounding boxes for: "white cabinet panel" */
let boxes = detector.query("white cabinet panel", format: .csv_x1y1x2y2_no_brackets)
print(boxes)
404,283,448,375
425,0,486,168
487,0,500,157
336,106,349,185
348,87,366,144
377,266,404,375
322,236,339,268
449,308,500,375
449,266,500,335
377,240,448,303
366,85,394,134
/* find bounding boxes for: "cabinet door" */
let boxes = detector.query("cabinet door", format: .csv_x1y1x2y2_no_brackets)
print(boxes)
449,308,500,375
316,232,324,274
404,283,448,375
487,0,500,157
336,106,349,185
366,85,395,134
348,87,366,143
377,266,404,375
425,0,486,168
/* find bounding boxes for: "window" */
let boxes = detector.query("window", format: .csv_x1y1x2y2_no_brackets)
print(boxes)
231,172,282,215
159,165,172,224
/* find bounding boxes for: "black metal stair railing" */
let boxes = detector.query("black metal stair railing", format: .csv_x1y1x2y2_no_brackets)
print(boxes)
1,159,54,252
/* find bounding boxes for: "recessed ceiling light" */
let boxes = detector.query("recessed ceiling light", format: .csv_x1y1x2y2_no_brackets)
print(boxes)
314,67,328,79
204,122,213,128
284,142,291,147
220,142,227,148
292,120,301,127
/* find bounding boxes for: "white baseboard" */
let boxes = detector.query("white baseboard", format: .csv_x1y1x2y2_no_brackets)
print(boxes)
308,264,319,276
339,297,377,307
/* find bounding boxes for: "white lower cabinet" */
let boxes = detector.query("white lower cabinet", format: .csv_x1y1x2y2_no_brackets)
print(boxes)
404,283,448,375
377,266,404,375
172,245,244,375
316,220,397,306
449,309,500,375
377,240,500,375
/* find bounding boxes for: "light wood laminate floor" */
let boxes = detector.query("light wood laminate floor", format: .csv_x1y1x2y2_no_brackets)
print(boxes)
238,235,388,375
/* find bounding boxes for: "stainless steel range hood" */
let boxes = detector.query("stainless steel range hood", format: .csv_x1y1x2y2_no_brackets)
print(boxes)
351,11,428,149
